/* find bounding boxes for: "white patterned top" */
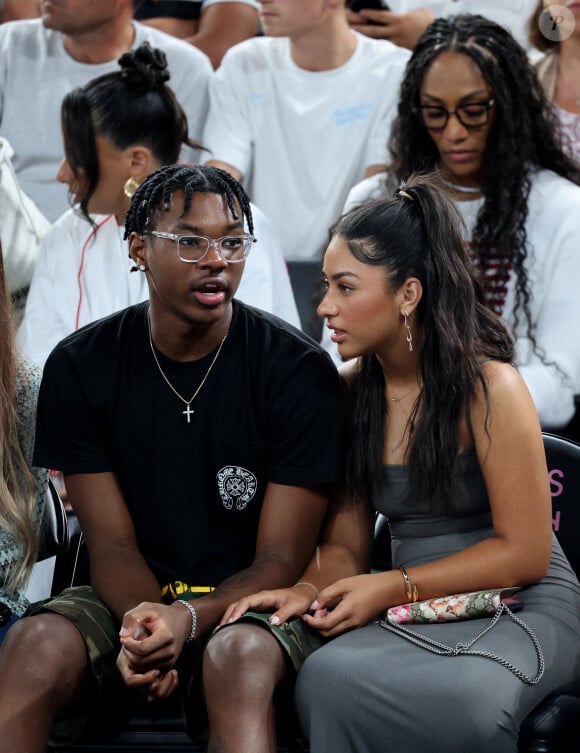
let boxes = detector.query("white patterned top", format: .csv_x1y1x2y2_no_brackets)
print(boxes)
553,103,580,165
0,357,48,616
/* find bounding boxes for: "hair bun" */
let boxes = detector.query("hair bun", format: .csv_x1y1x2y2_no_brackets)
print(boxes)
118,42,170,93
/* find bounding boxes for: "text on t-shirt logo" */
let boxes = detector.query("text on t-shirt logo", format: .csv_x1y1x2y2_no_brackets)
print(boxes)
217,466,257,511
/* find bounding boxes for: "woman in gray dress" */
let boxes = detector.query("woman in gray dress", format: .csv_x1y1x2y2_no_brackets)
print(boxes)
223,173,580,752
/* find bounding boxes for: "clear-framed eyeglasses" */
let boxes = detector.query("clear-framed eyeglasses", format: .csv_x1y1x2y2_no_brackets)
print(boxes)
414,98,495,132
148,231,255,263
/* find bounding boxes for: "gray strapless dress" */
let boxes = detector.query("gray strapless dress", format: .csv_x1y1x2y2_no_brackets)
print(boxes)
295,449,580,752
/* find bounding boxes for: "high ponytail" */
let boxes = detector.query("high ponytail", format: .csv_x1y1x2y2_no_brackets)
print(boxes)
337,172,513,510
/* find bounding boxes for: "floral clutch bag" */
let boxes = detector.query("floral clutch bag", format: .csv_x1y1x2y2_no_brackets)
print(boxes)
386,587,521,625
379,587,544,686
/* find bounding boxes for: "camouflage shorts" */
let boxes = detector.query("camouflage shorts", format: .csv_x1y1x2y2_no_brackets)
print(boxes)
26,585,130,747
26,586,323,746
186,610,324,743
231,610,324,672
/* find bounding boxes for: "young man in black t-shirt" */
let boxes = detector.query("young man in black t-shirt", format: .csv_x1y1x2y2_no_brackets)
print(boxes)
0,165,341,753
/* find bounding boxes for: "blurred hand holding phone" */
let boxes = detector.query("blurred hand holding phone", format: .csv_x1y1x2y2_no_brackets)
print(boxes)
346,3,434,49
349,0,391,12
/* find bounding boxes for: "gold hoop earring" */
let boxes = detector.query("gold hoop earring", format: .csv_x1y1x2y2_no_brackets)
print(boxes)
403,311,413,352
123,177,140,199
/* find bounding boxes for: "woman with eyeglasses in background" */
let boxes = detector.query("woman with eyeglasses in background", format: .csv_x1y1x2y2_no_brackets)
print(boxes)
18,42,299,370
342,13,580,430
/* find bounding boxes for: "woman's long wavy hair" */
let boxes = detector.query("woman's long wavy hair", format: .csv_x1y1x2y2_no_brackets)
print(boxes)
0,243,37,591
388,14,580,363
339,174,514,511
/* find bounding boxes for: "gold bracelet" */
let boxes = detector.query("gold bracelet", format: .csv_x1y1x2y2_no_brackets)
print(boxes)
293,581,319,601
398,565,419,603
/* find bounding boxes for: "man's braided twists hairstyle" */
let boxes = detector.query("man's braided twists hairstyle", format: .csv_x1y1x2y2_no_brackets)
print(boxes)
124,164,254,240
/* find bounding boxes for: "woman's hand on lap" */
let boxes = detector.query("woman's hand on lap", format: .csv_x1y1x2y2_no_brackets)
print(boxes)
220,586,315,627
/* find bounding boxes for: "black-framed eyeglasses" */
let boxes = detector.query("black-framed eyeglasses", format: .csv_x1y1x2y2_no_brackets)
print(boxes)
414,99,495,131
148,231,255,263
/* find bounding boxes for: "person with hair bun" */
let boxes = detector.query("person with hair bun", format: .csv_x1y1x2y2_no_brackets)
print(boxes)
0,0,211,223
18,42,299,369
0,241,48,644
342,13,580,429
225,173,580,753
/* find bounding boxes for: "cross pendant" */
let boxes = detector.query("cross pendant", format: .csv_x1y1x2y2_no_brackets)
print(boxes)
183,405,195,423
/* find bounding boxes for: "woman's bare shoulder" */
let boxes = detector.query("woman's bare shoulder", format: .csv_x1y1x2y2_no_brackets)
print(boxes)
472,359,541,440
478,359,528,398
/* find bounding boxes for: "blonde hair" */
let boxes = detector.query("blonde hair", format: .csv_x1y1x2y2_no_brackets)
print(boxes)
0,243,37,591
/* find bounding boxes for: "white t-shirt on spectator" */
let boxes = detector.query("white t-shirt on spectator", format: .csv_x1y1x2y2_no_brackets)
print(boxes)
386,0,537,50
203,32,410,261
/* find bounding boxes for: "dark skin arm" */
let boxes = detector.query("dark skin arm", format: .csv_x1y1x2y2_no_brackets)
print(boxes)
221,485,375,626
346,7,434,49
117,481,329,696
65,470,183,699
220,364,374,626
65,471,162,618
139,3,260,69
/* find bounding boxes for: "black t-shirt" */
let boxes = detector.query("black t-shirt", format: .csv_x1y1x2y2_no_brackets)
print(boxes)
34,301,341,589
134,1,202,21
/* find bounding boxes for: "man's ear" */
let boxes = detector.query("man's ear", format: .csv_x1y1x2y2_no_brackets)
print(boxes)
128,232,147,272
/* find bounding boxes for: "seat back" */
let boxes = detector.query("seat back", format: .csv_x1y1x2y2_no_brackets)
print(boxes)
26,478,70,602
36,479,68,562
543,432,580,576
286,258,323,341
519,440,580,753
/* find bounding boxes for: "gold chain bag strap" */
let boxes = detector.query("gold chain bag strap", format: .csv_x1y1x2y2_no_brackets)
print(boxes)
378,588,545,686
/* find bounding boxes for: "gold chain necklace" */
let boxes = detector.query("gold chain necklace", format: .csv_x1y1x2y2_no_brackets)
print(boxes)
385,380,421,403
147,312,228,423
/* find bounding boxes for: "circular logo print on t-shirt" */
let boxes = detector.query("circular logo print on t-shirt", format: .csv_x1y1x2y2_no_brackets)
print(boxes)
217,466,258,511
